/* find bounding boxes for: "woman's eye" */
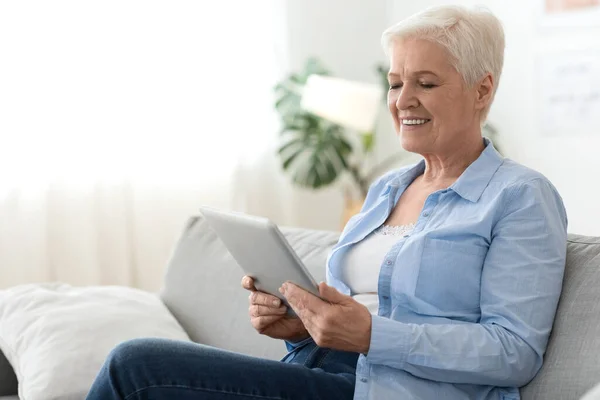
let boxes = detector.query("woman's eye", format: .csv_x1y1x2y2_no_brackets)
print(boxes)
420,83,436,89
389,83,402,90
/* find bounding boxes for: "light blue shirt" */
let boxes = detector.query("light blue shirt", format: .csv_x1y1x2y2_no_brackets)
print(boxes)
327,139,568,400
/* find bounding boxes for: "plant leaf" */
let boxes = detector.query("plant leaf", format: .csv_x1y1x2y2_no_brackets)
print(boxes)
361,132,375,153
281,147,305,170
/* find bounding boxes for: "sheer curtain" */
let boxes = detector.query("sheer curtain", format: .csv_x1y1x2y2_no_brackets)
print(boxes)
0,1,288,290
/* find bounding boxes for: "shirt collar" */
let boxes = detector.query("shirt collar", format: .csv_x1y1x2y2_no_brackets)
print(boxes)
384,138,504,203
450,138,504,202
385,159,426,194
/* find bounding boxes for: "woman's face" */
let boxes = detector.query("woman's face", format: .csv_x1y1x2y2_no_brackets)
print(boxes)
387,38,486,155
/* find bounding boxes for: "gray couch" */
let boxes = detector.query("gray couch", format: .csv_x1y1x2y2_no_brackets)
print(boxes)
1,215,599,399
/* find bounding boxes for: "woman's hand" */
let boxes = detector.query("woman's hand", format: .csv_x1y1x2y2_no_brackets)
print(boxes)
241,276,310,342
280,281,372,354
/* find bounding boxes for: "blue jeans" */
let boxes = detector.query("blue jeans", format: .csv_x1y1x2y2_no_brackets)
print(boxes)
86,338,359,399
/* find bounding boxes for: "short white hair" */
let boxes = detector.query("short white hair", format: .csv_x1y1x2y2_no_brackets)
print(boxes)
381,5,505,123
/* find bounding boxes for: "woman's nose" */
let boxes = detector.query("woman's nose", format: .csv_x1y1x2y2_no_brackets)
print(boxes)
395,86,419,110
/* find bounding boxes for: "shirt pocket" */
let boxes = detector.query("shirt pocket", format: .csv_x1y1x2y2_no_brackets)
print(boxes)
415,237,487,312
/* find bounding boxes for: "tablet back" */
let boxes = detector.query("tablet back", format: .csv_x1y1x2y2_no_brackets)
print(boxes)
198,207,320,302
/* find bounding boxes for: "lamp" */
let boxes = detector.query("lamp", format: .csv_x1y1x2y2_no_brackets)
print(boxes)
299,74,389,227
300,74,384,132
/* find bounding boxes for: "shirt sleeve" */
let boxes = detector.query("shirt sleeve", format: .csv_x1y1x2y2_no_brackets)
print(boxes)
365,178,568,387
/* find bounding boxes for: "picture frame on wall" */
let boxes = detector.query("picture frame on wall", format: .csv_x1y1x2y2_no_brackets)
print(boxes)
536,50,600,136
538,0,600,27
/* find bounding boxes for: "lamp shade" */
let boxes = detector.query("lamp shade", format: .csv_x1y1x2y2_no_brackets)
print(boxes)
300,74,384,132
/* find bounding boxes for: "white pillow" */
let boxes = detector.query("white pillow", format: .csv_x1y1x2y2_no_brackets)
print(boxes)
0,283,190,400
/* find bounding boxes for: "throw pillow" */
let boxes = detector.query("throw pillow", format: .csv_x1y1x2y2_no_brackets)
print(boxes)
0,283,190,400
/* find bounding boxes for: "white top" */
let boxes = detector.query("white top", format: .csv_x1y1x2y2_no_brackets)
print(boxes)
342,224,415,314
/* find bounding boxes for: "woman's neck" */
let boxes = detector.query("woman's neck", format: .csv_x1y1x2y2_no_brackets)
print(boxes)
420,138,485,185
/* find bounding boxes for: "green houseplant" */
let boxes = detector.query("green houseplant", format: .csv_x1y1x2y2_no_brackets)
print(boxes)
274,58,398,198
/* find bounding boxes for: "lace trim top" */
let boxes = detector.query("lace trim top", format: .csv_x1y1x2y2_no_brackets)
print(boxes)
375,223,416,236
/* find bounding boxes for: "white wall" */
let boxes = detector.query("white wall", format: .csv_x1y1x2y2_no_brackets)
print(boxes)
387,0,600,235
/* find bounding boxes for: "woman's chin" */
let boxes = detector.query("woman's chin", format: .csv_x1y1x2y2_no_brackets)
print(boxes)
399,134,429,154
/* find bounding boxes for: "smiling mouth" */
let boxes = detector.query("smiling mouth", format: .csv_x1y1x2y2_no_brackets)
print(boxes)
401,118,431,126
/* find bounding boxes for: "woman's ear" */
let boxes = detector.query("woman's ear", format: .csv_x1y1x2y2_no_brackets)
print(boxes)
475,73,494,111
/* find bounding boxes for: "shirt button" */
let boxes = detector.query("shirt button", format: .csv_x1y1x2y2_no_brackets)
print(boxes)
360,378,368,383
382,295,390,300
423,212,430,217
386,260,392,265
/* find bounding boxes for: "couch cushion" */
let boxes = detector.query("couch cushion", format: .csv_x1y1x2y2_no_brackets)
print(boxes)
521,234,600,399
160,215,339,360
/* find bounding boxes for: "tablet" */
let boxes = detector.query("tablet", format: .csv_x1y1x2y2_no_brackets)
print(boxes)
199,206,321,310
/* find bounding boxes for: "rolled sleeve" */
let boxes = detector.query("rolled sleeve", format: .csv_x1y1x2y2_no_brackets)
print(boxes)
366,315,411,368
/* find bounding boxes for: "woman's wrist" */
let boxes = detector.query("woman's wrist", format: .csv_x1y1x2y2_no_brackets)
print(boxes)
287,330,310,344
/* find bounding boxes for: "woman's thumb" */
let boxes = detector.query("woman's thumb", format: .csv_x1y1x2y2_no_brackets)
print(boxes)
318,282,346,303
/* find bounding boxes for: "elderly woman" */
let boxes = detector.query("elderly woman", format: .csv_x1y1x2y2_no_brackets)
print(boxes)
87,5,567,400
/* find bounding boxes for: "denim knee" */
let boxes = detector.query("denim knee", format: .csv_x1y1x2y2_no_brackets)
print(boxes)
105,338,164,371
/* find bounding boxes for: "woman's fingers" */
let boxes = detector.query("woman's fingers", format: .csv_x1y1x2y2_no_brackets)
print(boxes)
243,276,287,321
242,276,283,308
249,291,282,308
249,304,287,318
251,315,282,332
241,275,256,291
